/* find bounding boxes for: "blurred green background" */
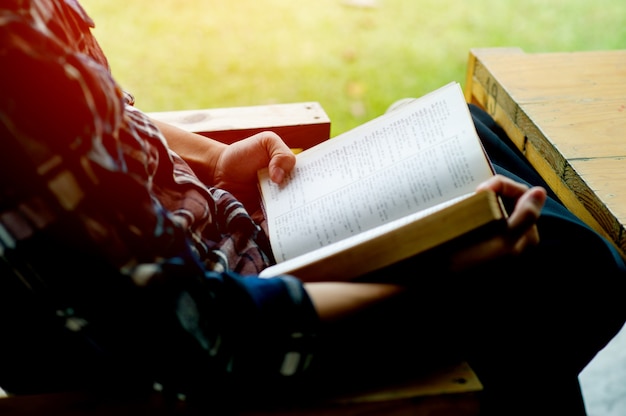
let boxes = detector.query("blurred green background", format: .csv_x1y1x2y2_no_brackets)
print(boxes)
81,0,626,136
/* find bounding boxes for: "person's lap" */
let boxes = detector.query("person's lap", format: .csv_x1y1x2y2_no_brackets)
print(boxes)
292,104,626,414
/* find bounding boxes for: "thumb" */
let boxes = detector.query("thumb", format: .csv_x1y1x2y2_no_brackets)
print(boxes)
256,131,296,184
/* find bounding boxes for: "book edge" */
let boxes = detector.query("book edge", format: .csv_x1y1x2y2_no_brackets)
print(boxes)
259,190,505,281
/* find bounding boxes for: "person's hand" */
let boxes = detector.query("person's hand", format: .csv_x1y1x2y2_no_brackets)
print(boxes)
213,131,296,216
447,174,547,271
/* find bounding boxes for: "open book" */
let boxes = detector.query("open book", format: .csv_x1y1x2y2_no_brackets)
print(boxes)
257,82,506,281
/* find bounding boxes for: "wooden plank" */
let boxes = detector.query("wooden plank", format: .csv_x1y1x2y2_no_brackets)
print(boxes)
466,51,607,239
465,48,626,258
240,361,482,416
0,361,481,416
148,102,331,151
571,158,626,242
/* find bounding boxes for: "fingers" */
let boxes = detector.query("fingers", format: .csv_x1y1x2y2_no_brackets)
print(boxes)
506,186,546,244
477,174,547,247
447,176,548,272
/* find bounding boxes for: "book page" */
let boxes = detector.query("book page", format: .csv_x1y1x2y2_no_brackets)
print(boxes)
258,82,494,262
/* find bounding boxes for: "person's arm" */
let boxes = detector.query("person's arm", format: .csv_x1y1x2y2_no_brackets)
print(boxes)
151,119,227,186
304,282,406,322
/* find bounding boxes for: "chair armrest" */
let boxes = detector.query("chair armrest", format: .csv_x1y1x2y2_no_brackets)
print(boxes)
147,101,331,151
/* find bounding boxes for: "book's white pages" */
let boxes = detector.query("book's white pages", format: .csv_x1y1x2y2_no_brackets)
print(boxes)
257,82,494,275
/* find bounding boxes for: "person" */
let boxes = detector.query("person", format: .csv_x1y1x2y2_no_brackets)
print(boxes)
1,1,624,414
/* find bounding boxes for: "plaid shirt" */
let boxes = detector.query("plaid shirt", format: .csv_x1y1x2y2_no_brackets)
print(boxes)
0,0,317,402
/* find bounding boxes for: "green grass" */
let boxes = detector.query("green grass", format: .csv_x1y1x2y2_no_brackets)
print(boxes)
81,0,626,136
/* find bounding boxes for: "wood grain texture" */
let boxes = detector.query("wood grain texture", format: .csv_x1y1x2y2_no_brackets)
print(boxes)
149,102,331,150
465,48,626,258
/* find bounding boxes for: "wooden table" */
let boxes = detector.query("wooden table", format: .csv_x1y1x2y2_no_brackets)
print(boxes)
464,48,626,259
